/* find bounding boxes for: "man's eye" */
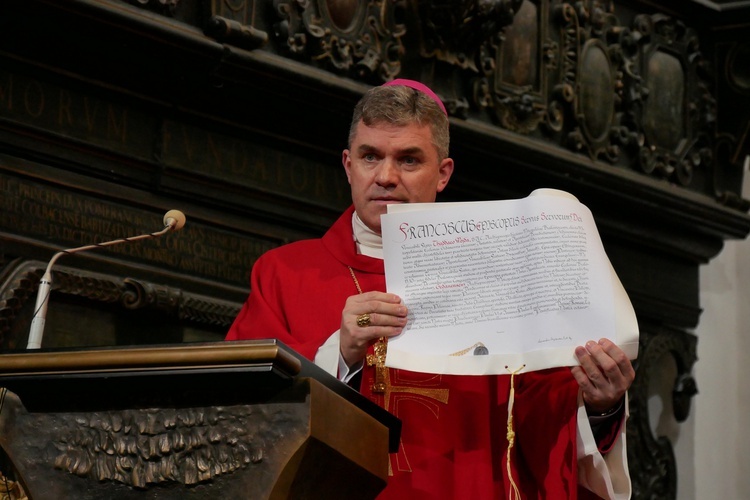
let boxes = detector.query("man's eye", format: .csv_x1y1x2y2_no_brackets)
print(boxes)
402,157,418,165
364,153,377,162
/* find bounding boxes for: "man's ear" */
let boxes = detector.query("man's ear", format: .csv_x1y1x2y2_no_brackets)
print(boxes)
436,157,454,193
342,149,353,184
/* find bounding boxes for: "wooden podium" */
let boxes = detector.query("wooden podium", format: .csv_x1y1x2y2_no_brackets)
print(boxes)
0,340,400,499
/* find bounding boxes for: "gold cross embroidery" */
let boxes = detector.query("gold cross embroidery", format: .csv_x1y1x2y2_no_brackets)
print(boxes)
366,338,389,393
366,338,450,475
347,267,450,473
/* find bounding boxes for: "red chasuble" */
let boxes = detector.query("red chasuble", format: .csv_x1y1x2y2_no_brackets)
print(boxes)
228,206,589,499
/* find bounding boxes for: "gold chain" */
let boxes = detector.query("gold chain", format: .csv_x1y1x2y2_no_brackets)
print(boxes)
348,266,363,294
348,266,388,393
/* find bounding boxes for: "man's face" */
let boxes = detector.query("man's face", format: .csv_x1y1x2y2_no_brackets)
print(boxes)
342,120,454,234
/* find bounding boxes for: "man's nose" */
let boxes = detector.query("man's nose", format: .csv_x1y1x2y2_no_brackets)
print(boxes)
376,158,399,186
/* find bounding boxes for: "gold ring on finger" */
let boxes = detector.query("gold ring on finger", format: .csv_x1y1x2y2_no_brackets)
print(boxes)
356,313,371,327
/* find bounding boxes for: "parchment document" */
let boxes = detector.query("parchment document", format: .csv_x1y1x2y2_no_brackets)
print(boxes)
381,189,639,375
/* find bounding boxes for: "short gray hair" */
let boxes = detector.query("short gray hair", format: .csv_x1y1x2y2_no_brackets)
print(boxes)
348,84,450,160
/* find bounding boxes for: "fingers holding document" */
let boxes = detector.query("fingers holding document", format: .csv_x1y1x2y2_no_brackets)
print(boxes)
571,338,636,414
340,291,408,367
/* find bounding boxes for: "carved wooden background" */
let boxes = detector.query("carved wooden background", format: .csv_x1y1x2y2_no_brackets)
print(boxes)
0,0,749,498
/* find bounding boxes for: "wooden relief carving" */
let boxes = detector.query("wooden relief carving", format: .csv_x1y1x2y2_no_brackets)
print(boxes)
52,406,265,487
207,1,270,50
716,41,750,209
627,327,698,500
417,0,521,71
0,261,240,348
577,40,617,153
416,1,728,197
490,0,547,133
0,386,317,498
0,467,24,500
460,1,627,148
543,2,626,160
415,0,523,118
121,0,181,16
20,0,739,207
624,14,715,187
273,0,406,81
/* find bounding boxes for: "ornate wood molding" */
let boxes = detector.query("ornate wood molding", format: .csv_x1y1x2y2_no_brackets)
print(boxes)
627,326,698,499
0,260,241,348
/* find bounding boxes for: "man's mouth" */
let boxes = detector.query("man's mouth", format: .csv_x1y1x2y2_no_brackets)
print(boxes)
371,197,403,204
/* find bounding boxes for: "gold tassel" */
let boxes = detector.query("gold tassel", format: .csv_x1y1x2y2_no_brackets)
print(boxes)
505,364,525,500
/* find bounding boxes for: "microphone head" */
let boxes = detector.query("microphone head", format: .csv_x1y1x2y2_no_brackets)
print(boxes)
163,210,187,231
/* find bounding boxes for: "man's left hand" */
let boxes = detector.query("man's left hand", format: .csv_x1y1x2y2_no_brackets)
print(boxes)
571,338,636,414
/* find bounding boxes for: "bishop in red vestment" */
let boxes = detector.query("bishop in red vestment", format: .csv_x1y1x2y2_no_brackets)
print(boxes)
227,80,633,499
227,208,629,499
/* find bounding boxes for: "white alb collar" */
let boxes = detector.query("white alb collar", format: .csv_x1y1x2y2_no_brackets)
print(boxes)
352,212,383,259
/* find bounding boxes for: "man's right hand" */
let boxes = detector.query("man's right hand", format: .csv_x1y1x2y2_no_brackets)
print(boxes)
340,291,408,367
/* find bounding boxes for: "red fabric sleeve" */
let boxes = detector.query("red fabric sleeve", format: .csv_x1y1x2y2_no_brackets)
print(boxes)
594,411,625,454
225,248,333,360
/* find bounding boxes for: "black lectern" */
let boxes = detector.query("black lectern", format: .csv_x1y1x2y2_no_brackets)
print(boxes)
0,340,400,499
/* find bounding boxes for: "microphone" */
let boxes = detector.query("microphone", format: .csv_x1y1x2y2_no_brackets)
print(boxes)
26,209,187,349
